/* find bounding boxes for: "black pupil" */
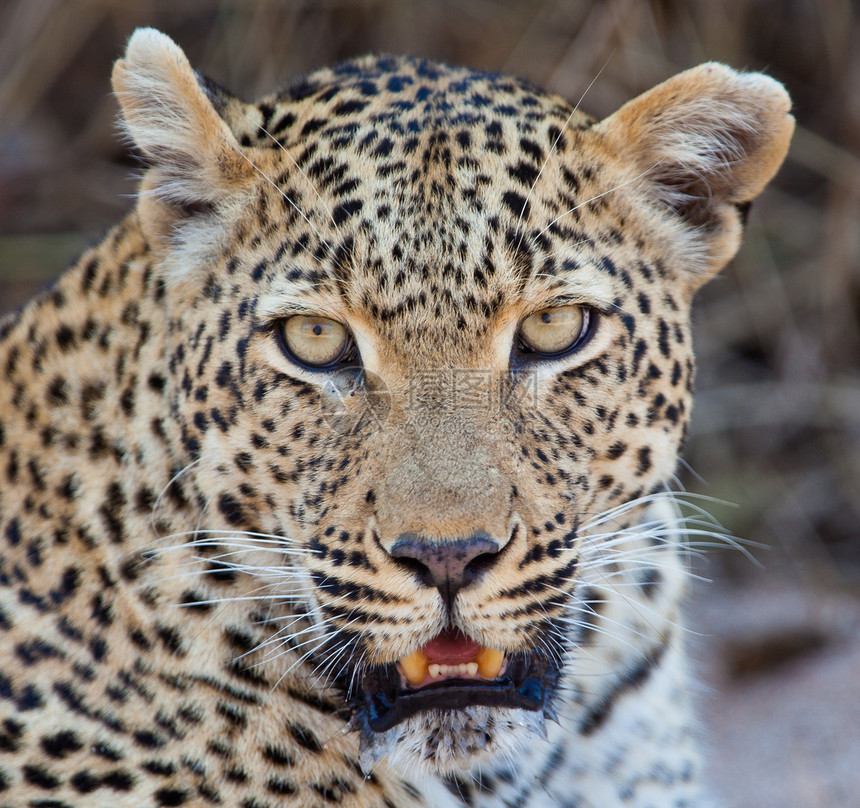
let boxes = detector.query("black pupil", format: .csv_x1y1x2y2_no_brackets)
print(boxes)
312,323,323,336
540,312,552,324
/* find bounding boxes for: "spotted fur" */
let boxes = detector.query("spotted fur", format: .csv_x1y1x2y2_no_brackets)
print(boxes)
0,29,792,807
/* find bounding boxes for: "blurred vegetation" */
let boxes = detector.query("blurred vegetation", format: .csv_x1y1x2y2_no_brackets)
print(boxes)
1,0,858,585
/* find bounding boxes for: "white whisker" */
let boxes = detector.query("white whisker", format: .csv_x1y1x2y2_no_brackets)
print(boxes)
231,144,333,251
530,163,660,246
514,57,611,248
259,125,341,233
151,458,201,523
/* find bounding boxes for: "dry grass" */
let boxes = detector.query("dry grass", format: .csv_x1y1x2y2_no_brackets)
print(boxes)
1,0,857,584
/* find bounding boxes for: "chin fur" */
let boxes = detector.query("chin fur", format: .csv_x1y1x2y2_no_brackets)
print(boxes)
375,706,538,775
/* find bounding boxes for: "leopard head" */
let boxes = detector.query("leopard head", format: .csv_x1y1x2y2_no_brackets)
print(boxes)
114,29,792,773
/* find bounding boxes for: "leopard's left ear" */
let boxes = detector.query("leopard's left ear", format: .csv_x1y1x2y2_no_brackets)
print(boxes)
596,63,794,283
112,28,258,250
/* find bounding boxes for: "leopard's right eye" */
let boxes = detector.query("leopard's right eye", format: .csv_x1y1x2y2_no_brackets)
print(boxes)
277,315,352,370
517,304,594,359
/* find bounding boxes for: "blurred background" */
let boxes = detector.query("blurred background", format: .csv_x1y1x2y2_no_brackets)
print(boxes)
0,1,857,804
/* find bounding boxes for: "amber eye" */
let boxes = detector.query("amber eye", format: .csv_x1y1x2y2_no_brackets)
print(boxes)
278,315,351,369
518,305,593,357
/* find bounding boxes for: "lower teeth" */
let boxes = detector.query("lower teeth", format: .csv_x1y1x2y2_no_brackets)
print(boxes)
428,661,479,678
397,645,507,685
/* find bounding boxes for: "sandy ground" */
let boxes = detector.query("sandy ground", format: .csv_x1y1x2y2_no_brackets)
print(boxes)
688,574,860,808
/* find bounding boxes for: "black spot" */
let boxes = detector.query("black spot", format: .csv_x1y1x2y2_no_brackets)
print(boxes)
155,786,189,806
251,260,267,282
218,493,244,526
215,362,233,388
519,137,543,163
288,722,322,753
271,110,296,133
47,376,68,405
102,768,135,790
267,777,298,795
70,770,101,793
332,199,364,225
16,638,63,666
99,482,126,544
0,670,11,699
263,744,296,766
507,160,539,186
55,325,76,351
374,138,394,158
635,446,652,476
638,568,663,599
658,319,671,357
179,590,213,613
133,729,166,749
217,701,247,727
27,801,76,808
606,441,627,459
5,518,21,546
23,762,62,789
142,759,177,776
224,765,248,782
81,257,98,292
90,592,113,626
312,781,342,801
300,117,327,136
41,729,83,759
333,99,367,116
631,339,647,375
501,190,528,218
224,626,255,653
156,623,185,656
92,741,123,761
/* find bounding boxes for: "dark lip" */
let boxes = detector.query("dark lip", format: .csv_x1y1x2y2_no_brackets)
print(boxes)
354,653,560,733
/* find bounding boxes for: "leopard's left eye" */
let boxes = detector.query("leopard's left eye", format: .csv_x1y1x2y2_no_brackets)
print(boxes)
517,304,594,358
277,314,353,369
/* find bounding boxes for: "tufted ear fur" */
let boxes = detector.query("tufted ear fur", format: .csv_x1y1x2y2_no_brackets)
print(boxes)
596,63,794,282
112,28,257,251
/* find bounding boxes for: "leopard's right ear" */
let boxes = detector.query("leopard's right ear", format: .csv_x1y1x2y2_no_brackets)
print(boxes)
112,28,257,247
595,63,793,285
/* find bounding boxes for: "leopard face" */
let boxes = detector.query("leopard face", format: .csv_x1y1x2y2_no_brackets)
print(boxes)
108,31,793,773
0,29,792,800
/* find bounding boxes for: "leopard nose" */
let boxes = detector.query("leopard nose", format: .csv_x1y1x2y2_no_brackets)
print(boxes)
389,532,501,604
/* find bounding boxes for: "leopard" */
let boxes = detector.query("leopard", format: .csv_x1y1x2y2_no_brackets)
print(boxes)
0,27,792,808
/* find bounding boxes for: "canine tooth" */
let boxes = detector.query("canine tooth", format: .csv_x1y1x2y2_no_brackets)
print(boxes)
429,663,441,678
466,662,478,676
400,649,429,685
476,646,505,679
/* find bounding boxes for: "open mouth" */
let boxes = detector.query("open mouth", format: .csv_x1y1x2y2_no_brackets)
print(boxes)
355,628,559,733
